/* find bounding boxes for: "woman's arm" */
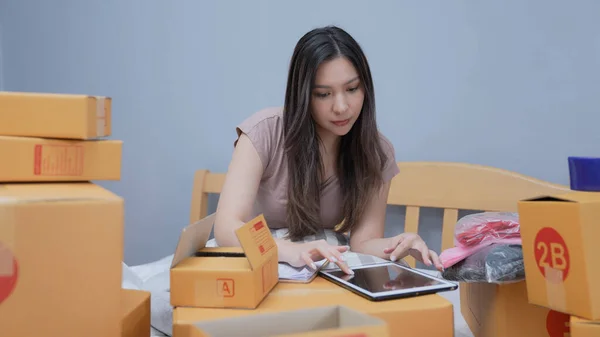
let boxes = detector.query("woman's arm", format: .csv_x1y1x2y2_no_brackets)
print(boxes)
347,181,394,258
349,181,444,271
214,133,264,247
214,133,353,274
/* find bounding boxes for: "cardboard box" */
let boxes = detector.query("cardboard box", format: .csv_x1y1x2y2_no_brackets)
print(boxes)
173,276,454,337
170,213,279,309
0,91,111,139
0,135,122,182
0,182,124,337
121,289,151,337
518,192,600,320
461,281,571,337
571,316,600,337
187,305,389,337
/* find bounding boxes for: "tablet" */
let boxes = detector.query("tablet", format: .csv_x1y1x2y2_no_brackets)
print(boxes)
319,262,458,301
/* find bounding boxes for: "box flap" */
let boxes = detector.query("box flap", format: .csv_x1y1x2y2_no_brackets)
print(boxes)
522,191,600,203
234,214,277,270
191,305,384,337
171,213,216,268
0,182,121,203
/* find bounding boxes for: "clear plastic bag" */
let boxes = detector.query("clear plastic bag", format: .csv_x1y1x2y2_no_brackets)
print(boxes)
441,244,525,284
454,212,520,248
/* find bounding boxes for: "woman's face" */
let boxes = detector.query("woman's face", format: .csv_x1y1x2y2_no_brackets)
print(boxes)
310,56,365,138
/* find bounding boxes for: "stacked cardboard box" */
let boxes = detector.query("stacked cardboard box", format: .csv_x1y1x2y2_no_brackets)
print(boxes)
460,190,600,337
0,91,149,337
518,193,600,336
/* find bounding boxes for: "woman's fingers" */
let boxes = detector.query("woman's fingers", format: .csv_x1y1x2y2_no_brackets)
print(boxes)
316,246,353,275
300,251,317,270
390,239,411,262
429,250,444,272
418,245,432,266
384,236,403,254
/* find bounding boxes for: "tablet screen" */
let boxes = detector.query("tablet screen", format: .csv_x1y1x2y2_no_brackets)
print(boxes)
325,263,444,293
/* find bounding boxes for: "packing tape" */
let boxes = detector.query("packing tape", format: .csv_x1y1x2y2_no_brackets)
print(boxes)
0,199,16,277
96,97,106,137
545,266,567,313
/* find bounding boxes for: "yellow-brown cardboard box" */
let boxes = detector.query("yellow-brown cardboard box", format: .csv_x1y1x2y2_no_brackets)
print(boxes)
0,91,111,139
121,289,151,337
186,305,389,337
518,192,600,320
0,135,122,182
170,213,279,309
0,182,123,337
570,316,600,337
173,276,453,337
461,281,571,337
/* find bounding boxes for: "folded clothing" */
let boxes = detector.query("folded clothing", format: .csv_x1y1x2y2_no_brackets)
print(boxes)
454,212,520,248
442,244,525,284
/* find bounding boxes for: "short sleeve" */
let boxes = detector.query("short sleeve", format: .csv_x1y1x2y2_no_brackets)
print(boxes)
379,133,400,183
233,107,282,176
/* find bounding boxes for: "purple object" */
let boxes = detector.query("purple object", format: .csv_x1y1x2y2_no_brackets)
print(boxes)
568,156,600,192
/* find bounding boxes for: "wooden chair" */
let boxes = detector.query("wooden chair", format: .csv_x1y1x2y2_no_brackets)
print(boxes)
189,162,570,267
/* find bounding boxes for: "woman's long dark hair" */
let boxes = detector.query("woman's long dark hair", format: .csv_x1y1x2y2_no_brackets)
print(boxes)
282,26,388,241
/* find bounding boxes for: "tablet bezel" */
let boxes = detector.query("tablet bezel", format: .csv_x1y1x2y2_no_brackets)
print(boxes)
319,261,458,301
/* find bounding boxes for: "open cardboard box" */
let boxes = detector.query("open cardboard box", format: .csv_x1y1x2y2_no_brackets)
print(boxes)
187,305,389,337
170,213,279,309
173,276,454,337
518,191,600,320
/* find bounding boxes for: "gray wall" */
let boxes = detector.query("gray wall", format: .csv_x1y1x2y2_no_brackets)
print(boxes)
1,0,599,266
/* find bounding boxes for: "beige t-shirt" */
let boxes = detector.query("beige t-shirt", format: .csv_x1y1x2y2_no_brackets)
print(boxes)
235,106,400,230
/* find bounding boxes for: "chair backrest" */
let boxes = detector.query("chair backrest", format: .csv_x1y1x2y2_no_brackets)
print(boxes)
189,162,570,267
389,162,569,267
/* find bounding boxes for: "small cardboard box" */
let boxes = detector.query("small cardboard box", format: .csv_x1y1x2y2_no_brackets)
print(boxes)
170,213,279,309
571,316,600,337
0,135,122,182
0,91,111,139
0,182,124,337
518,192,600,320
173,276,454,337
188,305,389,337
121,289,151,337
460,281,571,337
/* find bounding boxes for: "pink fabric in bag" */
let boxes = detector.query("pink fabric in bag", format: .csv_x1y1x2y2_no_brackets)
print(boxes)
440,238,522,269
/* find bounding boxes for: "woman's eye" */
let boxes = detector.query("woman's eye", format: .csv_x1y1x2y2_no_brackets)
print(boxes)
315,92,330,98
348,86,359,92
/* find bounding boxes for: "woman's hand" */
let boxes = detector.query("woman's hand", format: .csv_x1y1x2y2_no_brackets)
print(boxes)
278,239,354,275
383,233,444,272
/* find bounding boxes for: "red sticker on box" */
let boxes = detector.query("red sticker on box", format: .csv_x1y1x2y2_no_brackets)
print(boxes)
33,144,85,176
249,221,274,256
534,227,570,281
216,278,235,298
546,310,570,337
0,242,18,304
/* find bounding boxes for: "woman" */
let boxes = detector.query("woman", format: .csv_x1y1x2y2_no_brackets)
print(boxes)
214,25,443,274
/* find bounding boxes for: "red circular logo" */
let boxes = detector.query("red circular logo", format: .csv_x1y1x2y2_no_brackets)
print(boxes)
0,242,18,304
546,310,570,337
534,227,570,281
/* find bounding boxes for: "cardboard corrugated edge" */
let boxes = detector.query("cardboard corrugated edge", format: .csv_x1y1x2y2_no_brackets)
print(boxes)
170,213,216,268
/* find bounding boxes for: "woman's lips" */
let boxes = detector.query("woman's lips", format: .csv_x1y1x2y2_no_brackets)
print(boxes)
332,118,350,127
